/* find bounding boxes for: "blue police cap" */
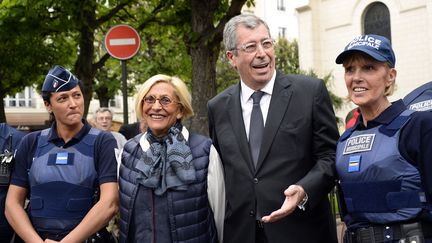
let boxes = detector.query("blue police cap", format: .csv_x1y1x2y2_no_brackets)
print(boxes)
335,34,396,68
42,65,79,92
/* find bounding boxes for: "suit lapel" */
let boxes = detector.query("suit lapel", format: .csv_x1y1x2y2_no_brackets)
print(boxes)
227,84,255,174
255,72,293,172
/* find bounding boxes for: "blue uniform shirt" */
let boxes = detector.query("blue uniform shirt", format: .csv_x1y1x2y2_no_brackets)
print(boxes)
11,120,118,188
349,99,432,202
0,124,25,241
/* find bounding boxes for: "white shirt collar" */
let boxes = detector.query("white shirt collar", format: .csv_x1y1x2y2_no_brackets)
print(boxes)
139,126,190,151
240,70,276,103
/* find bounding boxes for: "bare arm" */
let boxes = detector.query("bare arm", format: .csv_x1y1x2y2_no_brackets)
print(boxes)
6,185,44,243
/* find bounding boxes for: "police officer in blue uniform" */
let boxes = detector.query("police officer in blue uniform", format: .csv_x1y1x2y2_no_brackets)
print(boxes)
0,123,24,242
335,35,432,243
5,65,119,242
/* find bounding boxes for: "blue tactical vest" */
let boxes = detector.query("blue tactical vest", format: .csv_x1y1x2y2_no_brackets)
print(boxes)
336,110,432,225
403,81,432,111
118,132,217,243
28,128,100,234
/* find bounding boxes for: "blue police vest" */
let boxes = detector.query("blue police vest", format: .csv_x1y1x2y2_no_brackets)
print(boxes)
336,110,432,225
403,81,432,111
28,128,100,233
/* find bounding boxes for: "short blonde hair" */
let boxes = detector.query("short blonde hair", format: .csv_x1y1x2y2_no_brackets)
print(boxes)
135,74,194,121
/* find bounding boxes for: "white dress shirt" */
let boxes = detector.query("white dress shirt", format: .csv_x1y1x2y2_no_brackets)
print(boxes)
240,70,276,139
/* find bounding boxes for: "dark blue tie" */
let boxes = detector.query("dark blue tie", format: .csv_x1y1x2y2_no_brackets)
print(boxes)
249,91,265,167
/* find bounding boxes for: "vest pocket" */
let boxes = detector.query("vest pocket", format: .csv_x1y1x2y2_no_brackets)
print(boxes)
30,197,44,210
67,198,92,212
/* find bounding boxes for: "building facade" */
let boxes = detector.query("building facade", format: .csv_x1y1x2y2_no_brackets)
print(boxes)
296,0,432,121
243,0,306,41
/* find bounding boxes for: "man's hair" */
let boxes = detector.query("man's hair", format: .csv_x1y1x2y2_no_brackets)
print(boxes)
94,107,113,120
223,14,271,54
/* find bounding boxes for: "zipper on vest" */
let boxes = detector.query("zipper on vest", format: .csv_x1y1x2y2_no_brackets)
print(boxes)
151,191,155,243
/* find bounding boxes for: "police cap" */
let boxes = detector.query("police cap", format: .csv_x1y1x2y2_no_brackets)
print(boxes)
42,65,79,92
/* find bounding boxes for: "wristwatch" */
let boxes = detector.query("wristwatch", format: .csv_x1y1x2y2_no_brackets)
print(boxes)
297,193,309,211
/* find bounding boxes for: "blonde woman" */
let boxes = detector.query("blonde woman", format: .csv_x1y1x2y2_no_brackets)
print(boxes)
118,74,225,243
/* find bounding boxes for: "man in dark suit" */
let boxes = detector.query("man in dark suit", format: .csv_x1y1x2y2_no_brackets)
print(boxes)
118,119,147,140
208,14,339,243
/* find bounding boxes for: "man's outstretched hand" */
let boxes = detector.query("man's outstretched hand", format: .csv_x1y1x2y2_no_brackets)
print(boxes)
261,185,306,223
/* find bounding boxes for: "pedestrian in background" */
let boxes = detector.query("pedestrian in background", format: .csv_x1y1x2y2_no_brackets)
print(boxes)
94,107,127,149
118,118,148,140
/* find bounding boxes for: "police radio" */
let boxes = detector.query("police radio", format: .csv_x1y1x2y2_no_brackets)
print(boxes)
0,134,14,185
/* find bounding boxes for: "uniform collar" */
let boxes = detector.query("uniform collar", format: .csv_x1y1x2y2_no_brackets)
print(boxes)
354,99,406,130
47,119,91,146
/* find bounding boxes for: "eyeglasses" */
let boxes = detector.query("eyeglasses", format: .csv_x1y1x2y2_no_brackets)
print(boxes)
143,95,179,107
232,39,275,53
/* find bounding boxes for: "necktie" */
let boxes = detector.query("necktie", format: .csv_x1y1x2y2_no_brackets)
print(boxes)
249,91,265,167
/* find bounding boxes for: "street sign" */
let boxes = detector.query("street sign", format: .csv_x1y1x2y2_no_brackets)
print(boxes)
104,24,140,60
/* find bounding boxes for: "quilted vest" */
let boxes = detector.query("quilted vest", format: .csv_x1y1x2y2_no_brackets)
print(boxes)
119,132,217,243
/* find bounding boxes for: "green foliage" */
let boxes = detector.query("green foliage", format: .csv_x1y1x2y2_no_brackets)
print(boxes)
215,50,238,93
274,38,343,112
275,38,299,75
0,0,74,96
0,0,246,126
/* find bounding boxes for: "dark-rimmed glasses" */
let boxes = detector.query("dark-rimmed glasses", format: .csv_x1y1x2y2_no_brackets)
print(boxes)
231,39,275,53
143,95,179,107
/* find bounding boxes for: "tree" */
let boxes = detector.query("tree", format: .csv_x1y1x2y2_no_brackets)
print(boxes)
187,0,252,134
1,0,255,131
0,1,73,122
274,38,343,115
0,0,135,122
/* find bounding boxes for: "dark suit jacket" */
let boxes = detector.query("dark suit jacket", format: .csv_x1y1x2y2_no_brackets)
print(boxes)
118,122,141,140
207,71,339,243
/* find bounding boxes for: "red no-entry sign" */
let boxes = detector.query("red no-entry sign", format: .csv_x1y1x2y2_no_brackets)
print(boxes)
104,24,140,60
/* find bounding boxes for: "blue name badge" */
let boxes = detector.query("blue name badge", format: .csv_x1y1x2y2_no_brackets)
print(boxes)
55,152,69,165
348,155,361,172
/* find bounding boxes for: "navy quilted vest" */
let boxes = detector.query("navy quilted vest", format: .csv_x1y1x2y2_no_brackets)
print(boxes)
119,132,217,243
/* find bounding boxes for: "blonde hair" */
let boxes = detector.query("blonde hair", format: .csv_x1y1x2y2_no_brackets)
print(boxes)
135,74,194,121
343,53,396,96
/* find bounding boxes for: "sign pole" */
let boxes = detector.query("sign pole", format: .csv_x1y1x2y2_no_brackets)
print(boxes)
104,24,140,125
121,60,128,124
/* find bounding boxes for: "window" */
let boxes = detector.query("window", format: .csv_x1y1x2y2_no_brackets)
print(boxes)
277,0,285,11
363,2,391,41
109,99,117,108
4,87,34,108
278,27,286,38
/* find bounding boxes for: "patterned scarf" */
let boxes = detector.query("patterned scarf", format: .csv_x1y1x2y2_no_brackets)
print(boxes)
135,123,196,195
